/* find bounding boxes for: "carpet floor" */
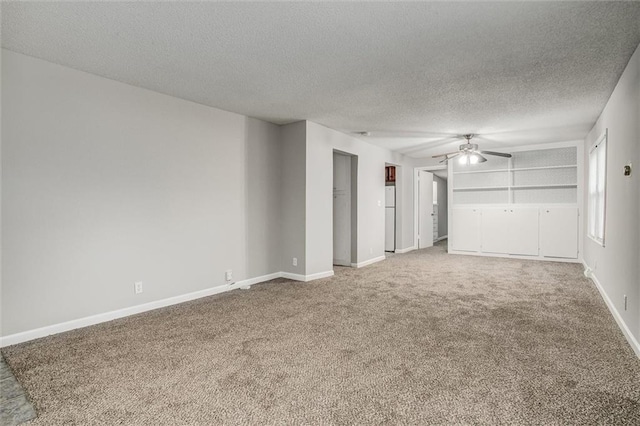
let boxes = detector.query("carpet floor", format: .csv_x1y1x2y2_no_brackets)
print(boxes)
2,241,640,425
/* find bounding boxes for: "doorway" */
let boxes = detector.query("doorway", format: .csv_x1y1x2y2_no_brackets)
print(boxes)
414,165,448,249
384,165,397,252
333,151,357,266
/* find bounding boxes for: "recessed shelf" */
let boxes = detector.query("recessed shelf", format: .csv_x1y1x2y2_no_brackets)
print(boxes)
453,168,509,175
453,165,577,175
453,186,509,191
452,146,578,205
511,184,577,189
454,183,577,191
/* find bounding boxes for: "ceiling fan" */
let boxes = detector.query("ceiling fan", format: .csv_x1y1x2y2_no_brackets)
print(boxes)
432,134,511,164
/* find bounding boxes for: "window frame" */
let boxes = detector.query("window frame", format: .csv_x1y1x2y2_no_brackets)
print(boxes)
587,129,608,247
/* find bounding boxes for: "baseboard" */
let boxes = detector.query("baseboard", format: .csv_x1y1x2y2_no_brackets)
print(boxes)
351,255,386,268
434,235,448,242
281,270,334,282
238,272,282,287
0,272,281,348
582,261,640,359
448,249,581,263
395,246,417,254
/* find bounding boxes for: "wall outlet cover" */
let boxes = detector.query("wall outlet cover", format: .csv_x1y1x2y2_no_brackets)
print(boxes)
134,282,143,294
225,270,233,281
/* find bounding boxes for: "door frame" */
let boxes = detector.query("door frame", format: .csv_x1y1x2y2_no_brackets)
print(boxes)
413,165,448,250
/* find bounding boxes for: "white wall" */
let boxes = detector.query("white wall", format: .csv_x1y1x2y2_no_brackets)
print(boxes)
305,122,414,274
1,50,282,336
583,44,640,350
246,118,283,278
279,121,307,275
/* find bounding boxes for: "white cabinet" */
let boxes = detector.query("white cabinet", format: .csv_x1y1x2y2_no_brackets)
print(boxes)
451,208,481,252
480,207,538,256
480,208,511,254
540,207,578,258
509,208,539,256
452,206,576,260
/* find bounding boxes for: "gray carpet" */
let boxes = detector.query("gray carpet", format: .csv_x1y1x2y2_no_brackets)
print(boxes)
3,241,640,424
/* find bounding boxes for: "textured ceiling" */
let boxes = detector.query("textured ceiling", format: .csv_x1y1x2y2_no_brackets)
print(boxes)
3,2,640,157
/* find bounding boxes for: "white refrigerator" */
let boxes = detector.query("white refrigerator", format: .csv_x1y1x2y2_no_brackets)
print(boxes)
385,186,395,252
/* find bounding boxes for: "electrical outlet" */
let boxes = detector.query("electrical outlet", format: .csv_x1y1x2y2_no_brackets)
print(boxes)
292,257,298,266
377,200,382,207
225,270,233,282
134,282,143,294
624,295,628,311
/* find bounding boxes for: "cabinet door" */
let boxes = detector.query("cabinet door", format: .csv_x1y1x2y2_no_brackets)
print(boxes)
481,208,510,254
540,207,578,258
508,207,539,256
452,208,481,252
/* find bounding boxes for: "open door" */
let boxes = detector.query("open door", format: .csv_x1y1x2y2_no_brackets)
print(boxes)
418,170,434,249
333,152,352,266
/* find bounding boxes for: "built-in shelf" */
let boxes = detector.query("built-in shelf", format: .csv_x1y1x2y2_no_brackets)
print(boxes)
453,165,577,175
454,183,577,192
511,184,577,189
452,146,579,205
453,186,509,191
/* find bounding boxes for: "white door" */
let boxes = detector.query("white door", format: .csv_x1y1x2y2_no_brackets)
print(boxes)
418,170,434,249
452,208,481,251
481,208,510,254
540,207,578,258
333,153,351,266
509,207,539,256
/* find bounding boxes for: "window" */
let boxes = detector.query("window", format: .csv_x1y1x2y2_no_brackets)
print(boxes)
588,130,607,245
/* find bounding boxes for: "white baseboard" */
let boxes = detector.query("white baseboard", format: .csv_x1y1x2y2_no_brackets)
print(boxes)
395,246,417,254
448,249,581,263
582,261,640,359
281,270,334,282
351,255,386,268
434,235,448,242
238,272,281,287
0,272,281,348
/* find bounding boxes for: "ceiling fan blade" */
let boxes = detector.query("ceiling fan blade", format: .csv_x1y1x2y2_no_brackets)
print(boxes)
439,153,462,163
475,153,488,163
480,150,512,158
432,151,460,158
